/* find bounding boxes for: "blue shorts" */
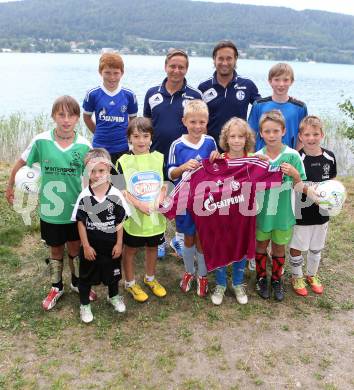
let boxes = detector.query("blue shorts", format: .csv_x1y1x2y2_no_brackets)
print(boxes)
175,211,196,236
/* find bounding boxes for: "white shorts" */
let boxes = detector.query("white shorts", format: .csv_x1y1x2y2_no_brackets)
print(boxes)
290,223,328,252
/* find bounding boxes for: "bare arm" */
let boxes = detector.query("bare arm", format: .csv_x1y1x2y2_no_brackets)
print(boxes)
170,159,201,181
6,158,26,205
123,190,151,215
112,222,124,258
83,113,96,134
78,221,96,260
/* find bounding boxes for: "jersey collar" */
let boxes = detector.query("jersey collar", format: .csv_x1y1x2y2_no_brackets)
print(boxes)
212,70,238,87
159,77,187,96
101,84,122,96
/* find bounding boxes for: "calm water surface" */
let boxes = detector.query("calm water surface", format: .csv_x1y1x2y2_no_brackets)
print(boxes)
1,53,354,118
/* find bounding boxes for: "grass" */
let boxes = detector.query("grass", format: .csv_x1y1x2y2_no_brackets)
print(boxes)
0,113,91,163
0,163,353,389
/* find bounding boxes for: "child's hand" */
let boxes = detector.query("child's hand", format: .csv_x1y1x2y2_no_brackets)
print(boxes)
280,163,300,182
306,185,320,204
5,186,15,205
257,154,270,162
183,159,200,172
112,244,122,259
138,202,152,215
209,150,221,162
83,245,96,261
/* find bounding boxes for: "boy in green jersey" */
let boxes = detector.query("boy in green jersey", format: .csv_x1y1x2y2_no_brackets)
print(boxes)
117,117,167,303
6,96,95,310
254,110,315,301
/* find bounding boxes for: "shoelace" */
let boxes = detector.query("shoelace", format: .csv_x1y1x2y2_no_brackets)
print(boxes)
214,285,225,295
234,285,246,295
310,275,321,285
294,278,305,289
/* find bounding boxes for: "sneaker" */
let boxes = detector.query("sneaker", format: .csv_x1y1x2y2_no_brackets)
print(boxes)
291,277,308,297
197,276,208,297
70,283,97,302
107,295,126,313
211,285,226,305
248,258,256,271
157,242,166,259
271,279,284,301
42,287,64,311
80,304,93,323
170,237,183,258
180,272,194,293
306,275,324,294
125,283,148,302
144,278,167,298
256,277,269,299
233,284,248,305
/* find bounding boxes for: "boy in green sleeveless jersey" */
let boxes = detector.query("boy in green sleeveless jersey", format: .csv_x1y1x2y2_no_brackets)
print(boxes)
117,117,167,303
6,96,95,310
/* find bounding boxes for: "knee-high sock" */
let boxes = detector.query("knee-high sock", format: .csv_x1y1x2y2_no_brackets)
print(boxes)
182,245,196,275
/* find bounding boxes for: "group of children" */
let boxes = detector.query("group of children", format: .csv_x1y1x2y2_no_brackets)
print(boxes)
5,52,337,323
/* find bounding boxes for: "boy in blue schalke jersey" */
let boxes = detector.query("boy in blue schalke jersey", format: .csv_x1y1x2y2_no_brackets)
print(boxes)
198,40,260,148
144,49,202,258
167,100,217,297
83,52,138,166
248,63,308,151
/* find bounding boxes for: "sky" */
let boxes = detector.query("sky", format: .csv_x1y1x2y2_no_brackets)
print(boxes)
194,0,354,16
0,0,354,16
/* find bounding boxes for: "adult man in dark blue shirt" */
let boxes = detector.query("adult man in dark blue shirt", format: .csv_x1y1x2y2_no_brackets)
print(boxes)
198,41,260,148
144,49,202,162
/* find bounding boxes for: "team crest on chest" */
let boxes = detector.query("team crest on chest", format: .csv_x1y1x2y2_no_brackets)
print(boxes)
230,180,241,191
107,201,114,216
323,163,330,175
121,105,127,113
236,90,245,101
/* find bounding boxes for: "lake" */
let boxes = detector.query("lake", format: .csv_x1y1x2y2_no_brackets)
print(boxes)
1,53,354,118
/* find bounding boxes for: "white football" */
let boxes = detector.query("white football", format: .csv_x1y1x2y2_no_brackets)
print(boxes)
15,165,41,194
316,179,346,216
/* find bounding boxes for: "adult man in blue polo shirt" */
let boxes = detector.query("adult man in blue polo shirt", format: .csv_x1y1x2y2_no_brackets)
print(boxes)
198,41,260,148
144,49,202,258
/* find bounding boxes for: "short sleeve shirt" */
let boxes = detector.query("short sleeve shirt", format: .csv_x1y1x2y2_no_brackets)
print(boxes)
295,148,337,225
143,78,202,161
83,85,138,154
72,185,130,253
22,130,91,224
248,96,308,150
255,146,307,232
198,71,260,147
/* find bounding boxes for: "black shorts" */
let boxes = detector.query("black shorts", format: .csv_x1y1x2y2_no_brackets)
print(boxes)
110,150,129,172
123,230,165,248
79,247,122,286
40,220,80,247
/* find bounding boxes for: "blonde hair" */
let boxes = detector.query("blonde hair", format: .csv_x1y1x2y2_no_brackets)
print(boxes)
84,148,111,167
268,63,294,82
259,110,286,131
183,99,209,118
299,115,324,134
99,52,124,73
219,117,255,153
165,48,189,67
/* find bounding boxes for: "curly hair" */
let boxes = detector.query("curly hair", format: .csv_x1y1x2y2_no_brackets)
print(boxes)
219,117,255,153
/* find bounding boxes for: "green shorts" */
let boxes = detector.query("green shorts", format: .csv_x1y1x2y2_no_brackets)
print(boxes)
256,227,293,245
